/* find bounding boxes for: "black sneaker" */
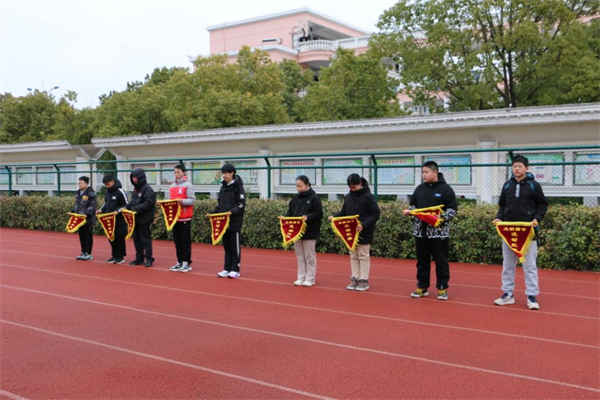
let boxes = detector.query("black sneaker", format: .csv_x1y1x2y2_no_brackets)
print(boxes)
129,259,144,266
143,260,154,268
114,259,125,265
106,257,116,264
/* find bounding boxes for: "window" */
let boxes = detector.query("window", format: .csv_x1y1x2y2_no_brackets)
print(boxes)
37,167,55,185
61,166,78,185
16,168,33,185
192,162,221,185
424,155,471,185
160,163,177,185
0,169,10,185
374,157,416,185
322,158,363,185
574,153,600,186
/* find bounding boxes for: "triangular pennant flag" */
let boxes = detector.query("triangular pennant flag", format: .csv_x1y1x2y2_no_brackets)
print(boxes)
121,209,136,240
157,200,181,231
410,205,445,227
208,212,230,245
66,213,87,233
496,222,536,263
280,217,307,248
331,215,360,251
97,212,116,241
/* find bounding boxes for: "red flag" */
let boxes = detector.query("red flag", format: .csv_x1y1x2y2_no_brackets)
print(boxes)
496,222,535,263
121,209,136,239
157,200,181,231
66,213,87,233
97,213,116,241
410,205,444,227
280,217,307,248
331,215,360,251
208,212,231,245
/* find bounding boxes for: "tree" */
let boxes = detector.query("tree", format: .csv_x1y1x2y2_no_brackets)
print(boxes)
297,48,403,121
0,91,58,143
279,59,315,122
371,0,600,111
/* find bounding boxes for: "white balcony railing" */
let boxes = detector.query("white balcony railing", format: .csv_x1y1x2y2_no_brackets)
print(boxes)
297,36,370,53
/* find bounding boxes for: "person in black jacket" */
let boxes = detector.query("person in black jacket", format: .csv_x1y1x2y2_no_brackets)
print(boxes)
209,164,245,279
72,176,97,261
96,175,128,264
493,155,548,310
403,161,457,300
329,174,380,292
280,175,323,287
124,169,156,267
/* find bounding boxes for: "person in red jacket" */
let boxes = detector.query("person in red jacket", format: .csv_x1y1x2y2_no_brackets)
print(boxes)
168,164,195,273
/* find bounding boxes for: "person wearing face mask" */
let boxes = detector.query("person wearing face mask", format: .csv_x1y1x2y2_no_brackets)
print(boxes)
328,173,380,292
280,175,323,287
403,161,457,301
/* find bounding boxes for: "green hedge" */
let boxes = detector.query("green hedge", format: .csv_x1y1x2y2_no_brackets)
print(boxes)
1,197,598,271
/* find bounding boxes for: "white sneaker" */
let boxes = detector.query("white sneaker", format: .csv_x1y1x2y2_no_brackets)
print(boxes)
227,271,240,279
179,262,192,273
302,281,315,287
169,263,181,272
527,296,540,310
294,280,304,286
217,270,230,278
494,293,515,306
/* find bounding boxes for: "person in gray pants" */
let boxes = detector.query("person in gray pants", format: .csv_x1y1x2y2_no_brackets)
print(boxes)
493,155,548,310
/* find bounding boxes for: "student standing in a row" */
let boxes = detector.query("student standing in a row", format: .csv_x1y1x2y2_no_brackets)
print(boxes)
97,175,129,264
73,176,97,261
125,169,156,267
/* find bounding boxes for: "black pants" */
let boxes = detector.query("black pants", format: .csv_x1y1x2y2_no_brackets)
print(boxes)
222,231,241,272
173,221,192,264
415,237,450,290
78,222,94,255
133,223,153,262
110,235,126,260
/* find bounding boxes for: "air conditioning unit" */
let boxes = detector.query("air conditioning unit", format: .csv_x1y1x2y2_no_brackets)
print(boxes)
262,38,281,44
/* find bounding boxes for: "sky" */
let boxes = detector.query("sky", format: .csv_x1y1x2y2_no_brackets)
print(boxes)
1,0,398,108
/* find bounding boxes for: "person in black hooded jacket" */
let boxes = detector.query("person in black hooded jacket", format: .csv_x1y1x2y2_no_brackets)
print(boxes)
280,175,323,287
125,168,156,267
329,174,380,292
403,161,457,300
210,164,245,279
72,176,97,261
96,175,128,264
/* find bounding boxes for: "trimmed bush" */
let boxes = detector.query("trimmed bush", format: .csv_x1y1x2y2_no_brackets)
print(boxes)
0,196,598,271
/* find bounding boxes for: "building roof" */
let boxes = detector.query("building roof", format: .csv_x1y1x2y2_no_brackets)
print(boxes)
206,7,370,35
90,103,600,147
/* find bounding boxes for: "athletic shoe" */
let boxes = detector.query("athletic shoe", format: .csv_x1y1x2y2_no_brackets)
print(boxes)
494,293,515,306
129,259,144,266
106,257,116,264
76,253,86,260
114,259,125,265
217,270,230,278
356,279,370,292
302,281,315,287
411,288,429,298
179,262,192,273
294,280,304,286
169,263,181,272
228,271,241,279
346,277,359,290
527,296,540,310
83,254,93,261
143,260,153,268
437,289,448,300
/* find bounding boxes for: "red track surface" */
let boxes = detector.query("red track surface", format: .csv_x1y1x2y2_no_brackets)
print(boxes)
0,228,598,400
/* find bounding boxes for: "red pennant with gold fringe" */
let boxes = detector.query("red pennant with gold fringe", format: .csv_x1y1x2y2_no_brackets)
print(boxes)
410,205,444,227
331,215,360,251
97,212,116,241
121,209,136,239
66,213,87,233
208,212,231,245
280,217,307,248
157,200,181,231
496,222,536,263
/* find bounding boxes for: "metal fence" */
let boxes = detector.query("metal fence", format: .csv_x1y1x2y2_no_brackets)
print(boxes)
1,144,599,205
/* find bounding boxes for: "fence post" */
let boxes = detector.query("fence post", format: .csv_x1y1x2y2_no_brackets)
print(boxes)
5,166,12,196
264,157,272,199
370,155,378,201
54,164,61,197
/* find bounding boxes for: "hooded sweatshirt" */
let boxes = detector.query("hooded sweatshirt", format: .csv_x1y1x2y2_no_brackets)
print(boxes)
285,187,323,240
127,168,157,226
212,175,245,232
100,179,129,236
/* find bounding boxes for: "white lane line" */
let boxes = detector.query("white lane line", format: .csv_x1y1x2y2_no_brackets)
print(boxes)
2,235,598,285
1,295,599,395
1,269,598,349
1,256,598,321
0,389,30,400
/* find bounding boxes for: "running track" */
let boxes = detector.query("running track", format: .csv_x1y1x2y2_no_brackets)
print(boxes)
0,228,598,400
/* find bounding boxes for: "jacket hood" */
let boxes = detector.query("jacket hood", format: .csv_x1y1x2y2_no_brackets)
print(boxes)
510,172,535,182
107,179,122,193
426,172,447,187
174,175,190,185
298,187,315,197
352,178,371,195
130,168,147,188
